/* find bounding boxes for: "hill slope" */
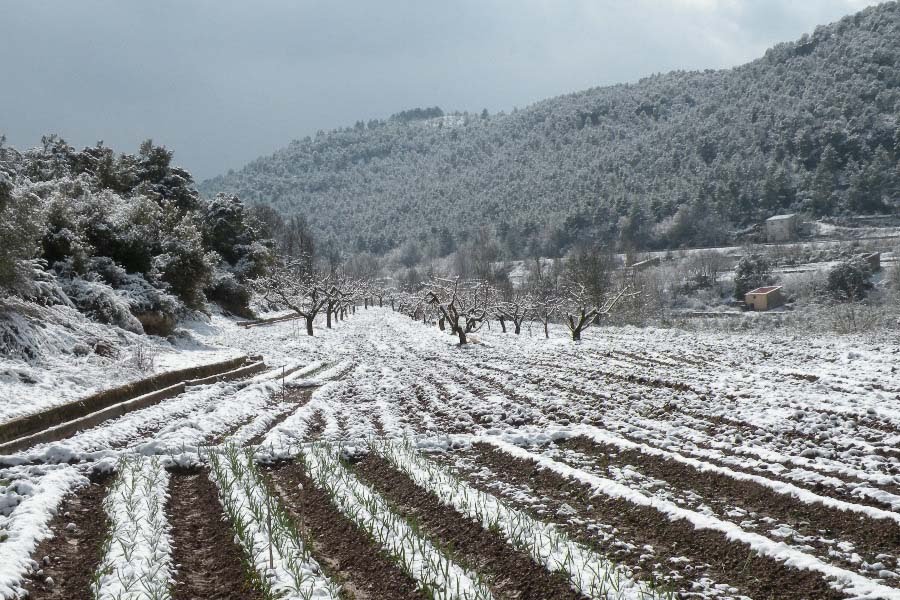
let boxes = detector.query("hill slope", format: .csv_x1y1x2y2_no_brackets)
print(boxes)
200,2,900,258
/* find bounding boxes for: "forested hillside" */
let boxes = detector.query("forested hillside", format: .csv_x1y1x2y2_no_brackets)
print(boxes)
202,2,900,259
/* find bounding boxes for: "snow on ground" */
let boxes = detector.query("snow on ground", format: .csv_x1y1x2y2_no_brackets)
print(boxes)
1,307,900,598
0,301,353,423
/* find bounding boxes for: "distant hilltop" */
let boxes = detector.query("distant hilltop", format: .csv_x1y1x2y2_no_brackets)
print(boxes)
201,1,900,259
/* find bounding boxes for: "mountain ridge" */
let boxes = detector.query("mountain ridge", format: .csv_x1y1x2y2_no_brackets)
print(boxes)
200,1,900,259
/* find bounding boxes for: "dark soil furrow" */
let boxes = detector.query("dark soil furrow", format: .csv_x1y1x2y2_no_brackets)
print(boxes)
265,460,424,599
246,387,316,446
306,410,327,440
24,474,112,599
469,358,900,501
463,443,846,600
607,427,900,513
168,469,265,600
212,413,258,444
352,453,583,600
559,436,900,578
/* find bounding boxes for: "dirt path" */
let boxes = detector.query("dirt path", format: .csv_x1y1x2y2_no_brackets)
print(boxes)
167,469,265,600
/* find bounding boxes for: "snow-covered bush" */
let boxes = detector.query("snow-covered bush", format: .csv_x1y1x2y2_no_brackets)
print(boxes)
0,174,45,292
827,256,873,301
61,277,144,334
3,137,277,323
152,216,216,310
733,254,774,298
205,270,253,318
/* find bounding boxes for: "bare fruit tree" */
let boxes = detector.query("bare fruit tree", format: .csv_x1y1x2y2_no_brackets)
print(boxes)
562,283,634,341
425,277,492,345
494,292,533,334
253,260,330,336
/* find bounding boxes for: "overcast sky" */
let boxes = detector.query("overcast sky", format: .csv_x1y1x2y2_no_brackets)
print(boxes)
0,0,882,180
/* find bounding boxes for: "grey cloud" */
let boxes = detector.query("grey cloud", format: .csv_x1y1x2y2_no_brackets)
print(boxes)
0,1,882,180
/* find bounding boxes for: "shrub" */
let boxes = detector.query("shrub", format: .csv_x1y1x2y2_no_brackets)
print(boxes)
62,277,144,334
827,257,873,301
205,271,253,318
733,253,774,299
0,173,45,291
152,217,215,310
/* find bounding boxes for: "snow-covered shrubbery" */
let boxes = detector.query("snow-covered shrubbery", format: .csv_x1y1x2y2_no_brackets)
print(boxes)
205,271,253,318
0,169,45,293
0,136,277,334
61,277,144,334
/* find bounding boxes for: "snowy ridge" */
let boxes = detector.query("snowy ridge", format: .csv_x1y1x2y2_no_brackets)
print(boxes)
372,439,669,600
0,466,88,598
486,438,900,600
572,425,900,524
93,455,173,600
300,442,493,600
208,444,339,599
606,414,900,511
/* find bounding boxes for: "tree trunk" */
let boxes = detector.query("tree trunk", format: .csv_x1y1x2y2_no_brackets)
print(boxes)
438,317,445,331
326,308,332,329
305,316,314,336
543,320,549,339
514,321,521,335
364,298,368,309
499,317,507,333
571,328,581,341
379,297,383,307
456,328,467,345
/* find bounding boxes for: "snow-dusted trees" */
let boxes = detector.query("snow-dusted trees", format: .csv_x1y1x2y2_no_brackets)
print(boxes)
253,260,329,336
425,278,492,345
153,216,216,310
560,246,634,340
562,283,633,341
494,292,532,335
1,136,279,325
323,274,361,328
0,164,44,291
733,254,774,299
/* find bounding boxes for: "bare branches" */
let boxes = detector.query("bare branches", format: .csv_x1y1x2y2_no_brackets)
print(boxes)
423,277,491,345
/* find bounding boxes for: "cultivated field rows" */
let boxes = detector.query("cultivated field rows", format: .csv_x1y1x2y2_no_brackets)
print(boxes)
0,308,898,599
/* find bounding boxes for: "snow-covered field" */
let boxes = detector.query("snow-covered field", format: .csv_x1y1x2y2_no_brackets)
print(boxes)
1,307,899,599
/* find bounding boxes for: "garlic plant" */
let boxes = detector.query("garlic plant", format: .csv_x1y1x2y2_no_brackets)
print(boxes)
371,439,674,600
300,441,494,600
208,443,340,600
92,455,173,600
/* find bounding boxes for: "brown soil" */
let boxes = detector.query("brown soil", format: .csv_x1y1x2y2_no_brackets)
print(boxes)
473,359,900,511
24,474,112,599
466,443,846,600
167,468,265,600
246,386,316,446
352,453,583,600
611,425,900,513
265,460,425,599
211,414,257,444
561,436,900,578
